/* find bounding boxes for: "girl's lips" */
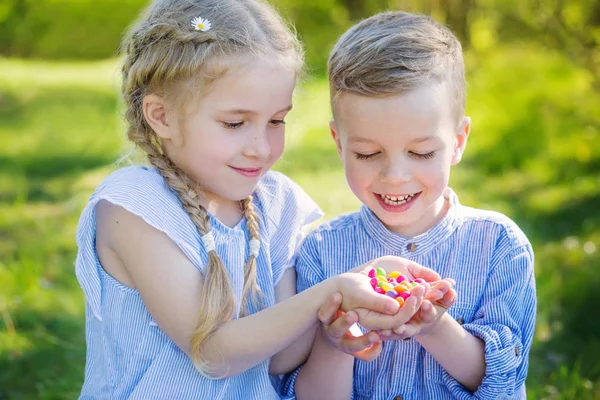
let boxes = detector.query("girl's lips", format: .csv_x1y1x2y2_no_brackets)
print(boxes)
230,166,262,178
374,191,421,213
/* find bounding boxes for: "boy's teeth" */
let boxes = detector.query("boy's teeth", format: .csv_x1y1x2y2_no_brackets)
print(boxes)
379,193,415,205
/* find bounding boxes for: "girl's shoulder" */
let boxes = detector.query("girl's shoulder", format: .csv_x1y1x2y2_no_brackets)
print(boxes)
92,165,173,199
254,170,323,233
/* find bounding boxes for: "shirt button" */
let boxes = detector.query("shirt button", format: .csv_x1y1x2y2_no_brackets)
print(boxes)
515,346,521,356
456,317,465,325
393,396,403,400
407,243,417,252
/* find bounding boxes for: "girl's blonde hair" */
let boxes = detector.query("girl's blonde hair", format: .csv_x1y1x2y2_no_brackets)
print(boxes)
120,0,303,375
328,11,465,123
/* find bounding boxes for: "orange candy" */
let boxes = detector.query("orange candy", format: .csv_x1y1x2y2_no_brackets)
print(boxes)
396,297,405,307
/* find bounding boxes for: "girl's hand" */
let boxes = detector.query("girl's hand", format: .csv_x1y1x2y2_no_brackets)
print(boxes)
317,293,382,362
353,283,427,331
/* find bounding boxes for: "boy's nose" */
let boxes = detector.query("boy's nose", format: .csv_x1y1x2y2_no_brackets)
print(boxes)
380,160,411,184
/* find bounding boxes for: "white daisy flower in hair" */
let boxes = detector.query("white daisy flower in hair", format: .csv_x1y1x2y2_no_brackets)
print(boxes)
191,16,211,32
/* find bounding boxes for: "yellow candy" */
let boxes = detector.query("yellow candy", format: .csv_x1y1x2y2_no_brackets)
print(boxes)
399,282,412,292
381,282,394,292
388,271,401,280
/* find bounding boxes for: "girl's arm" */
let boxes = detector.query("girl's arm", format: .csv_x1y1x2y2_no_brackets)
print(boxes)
96,201,399,378
268,267,319,375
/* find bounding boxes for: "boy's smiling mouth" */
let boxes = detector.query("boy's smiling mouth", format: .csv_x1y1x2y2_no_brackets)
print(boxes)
377,192,420,205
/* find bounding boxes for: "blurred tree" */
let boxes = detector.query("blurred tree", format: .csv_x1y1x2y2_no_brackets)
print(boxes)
476,0,600,86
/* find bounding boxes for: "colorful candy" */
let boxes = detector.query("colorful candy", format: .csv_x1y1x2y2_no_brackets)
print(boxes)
367,268,426,307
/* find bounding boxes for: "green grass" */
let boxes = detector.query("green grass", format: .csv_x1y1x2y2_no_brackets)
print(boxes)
0,45,599,399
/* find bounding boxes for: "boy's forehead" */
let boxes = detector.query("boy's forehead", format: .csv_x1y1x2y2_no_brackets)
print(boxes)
332,83,459,140
334,83,452,120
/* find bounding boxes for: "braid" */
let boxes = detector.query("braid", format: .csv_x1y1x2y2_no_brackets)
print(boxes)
140,135,236,373
239,196,262,316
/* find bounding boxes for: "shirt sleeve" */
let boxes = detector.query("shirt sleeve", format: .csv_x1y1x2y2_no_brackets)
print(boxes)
442,243,537,399
75,166,206,321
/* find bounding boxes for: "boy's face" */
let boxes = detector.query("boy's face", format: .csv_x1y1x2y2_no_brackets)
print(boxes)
330,81,470,237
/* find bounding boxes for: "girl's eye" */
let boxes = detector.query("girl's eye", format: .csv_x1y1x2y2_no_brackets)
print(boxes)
269,119,286,126
354,152,380,160
410,151,436,160
223,121,244,129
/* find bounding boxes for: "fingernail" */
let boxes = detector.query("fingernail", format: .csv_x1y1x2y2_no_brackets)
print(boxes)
386,302,398,313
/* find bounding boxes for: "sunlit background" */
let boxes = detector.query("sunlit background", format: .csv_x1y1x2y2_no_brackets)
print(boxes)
1,0,599,398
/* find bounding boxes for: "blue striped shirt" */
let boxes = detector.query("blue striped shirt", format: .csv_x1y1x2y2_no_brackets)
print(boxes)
75,166,322,400
287,188,536,400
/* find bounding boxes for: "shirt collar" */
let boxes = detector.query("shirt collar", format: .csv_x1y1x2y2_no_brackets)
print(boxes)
359,187,463,256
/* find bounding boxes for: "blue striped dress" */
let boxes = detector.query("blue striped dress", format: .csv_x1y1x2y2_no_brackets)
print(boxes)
75,166,322,400
286,188,536,400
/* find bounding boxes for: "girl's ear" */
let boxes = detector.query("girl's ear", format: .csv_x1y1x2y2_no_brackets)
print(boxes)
451,116,471,165
143,94,174,140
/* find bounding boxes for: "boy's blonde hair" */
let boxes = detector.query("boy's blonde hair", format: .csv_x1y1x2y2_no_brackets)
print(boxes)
328,11,465,123
120,0,303,376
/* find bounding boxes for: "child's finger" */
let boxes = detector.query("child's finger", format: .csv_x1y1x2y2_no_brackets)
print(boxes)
317,292,343,325
405,260,441,282
348,286,399,315
341,331,380,354
378,329,393,337
417,300,438,323
354,340,383,362
392,323,421,339
436,288,458,309
327,310,358,339
360,289,424,330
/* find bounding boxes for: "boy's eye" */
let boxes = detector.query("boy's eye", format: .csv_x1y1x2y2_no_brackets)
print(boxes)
269,119,286,126
222,121,244,129
354,152,380,160
409,151,436,160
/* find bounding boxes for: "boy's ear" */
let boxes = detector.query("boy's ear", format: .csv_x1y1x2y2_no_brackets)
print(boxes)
451,116,471,165
143,94,174,140
329,120,343,159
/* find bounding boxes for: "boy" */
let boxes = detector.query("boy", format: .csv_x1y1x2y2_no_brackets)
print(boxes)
290,11,536,400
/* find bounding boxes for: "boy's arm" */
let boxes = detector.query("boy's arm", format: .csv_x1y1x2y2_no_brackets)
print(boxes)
295,325,356,400
279,233,354,399
416,244,536,397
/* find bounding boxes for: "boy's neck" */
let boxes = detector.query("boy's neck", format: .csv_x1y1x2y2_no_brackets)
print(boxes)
383,194,450,238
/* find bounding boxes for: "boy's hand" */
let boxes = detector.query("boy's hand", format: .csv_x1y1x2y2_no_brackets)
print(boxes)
378,280,457,340
317,292,382,362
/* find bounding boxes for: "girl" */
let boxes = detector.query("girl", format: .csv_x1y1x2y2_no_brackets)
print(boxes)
75,1,436,399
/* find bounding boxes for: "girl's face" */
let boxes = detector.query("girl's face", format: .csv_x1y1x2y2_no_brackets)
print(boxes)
148,57,296,208
330,81,470,237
